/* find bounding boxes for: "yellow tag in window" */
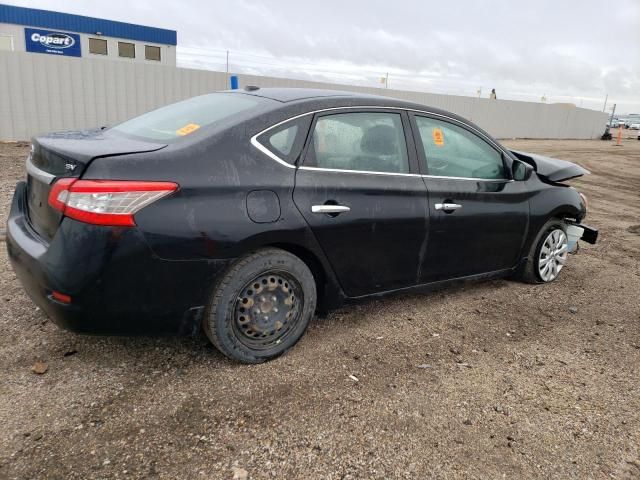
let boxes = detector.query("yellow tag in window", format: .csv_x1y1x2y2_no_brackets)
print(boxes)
432,127,444,146
176,123,200,136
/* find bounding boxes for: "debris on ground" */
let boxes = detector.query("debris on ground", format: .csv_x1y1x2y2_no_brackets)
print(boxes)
232,466,248,480
31,361,48,375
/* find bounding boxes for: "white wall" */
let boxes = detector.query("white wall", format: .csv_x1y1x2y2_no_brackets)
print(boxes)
0,51,607,141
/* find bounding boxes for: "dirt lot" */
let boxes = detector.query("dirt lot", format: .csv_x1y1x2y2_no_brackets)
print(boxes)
0,136,639,479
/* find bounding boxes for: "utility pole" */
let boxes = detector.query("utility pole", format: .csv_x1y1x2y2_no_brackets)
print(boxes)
602,93,608,112
611,103,623,146
609,103,617,126
226,50,229,74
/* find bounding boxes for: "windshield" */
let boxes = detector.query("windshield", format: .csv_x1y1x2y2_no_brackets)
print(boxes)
111,93,261,141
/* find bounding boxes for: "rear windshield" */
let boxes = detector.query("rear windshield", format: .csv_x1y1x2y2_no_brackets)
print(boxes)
111,93,260,141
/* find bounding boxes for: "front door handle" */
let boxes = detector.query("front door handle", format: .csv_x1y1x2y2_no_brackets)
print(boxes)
311,205,351,214
435,203,462,212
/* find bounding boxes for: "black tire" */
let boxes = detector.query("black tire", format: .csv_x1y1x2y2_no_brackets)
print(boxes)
518,218,568,284
204,248,317,363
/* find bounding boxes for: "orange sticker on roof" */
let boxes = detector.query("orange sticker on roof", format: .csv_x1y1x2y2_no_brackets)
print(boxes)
176,123,200,136
432,128,444,146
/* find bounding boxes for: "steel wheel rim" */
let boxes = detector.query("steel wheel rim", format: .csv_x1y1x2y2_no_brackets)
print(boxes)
538,229,568,282
232,271,303,350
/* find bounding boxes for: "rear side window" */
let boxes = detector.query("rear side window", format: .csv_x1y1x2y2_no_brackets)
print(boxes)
269,125,298,156
112,93,261,141
414,116,505,179
306,112,409,173
256,116,311,165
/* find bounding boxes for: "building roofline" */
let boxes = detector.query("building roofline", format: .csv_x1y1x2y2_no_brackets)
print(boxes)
0,4,177,45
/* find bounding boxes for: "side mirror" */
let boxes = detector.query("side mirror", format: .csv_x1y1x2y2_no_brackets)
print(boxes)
512,160,533,181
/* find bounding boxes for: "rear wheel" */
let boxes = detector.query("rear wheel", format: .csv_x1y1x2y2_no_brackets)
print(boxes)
518,219,569,284
204,248,316,363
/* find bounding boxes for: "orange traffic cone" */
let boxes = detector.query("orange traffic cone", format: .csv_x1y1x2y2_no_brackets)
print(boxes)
614,126,623,146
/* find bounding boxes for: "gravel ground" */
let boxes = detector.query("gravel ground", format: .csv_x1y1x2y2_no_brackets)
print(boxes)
1,135,639,479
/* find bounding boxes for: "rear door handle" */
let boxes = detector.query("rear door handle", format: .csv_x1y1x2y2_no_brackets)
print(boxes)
311,205,350,214
435,203,462,211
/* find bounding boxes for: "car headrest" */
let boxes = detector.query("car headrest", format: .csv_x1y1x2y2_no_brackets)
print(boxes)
360,125,398,155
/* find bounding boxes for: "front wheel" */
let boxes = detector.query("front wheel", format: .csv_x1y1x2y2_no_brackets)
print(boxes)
518,219,569,284
204,248,317,363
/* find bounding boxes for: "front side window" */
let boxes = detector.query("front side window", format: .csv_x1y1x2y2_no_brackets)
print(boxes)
89,38,107,55
112,93,261,141
306,112,409,174
118,42,135,58
414,116,505,179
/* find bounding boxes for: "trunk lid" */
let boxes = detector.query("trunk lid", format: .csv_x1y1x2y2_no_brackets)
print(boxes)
26,129,166,241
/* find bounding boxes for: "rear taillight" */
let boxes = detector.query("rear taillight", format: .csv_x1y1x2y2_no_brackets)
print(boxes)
48,179,179,226
51,290,72,304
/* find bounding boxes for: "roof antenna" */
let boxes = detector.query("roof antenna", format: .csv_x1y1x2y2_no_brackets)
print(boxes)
244,85,260,91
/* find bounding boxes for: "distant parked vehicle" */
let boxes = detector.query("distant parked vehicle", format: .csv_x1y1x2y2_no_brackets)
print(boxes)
629,123,640,130
7,88,598,363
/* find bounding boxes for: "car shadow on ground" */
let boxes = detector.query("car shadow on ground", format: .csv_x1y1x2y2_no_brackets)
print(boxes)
36,276,523,368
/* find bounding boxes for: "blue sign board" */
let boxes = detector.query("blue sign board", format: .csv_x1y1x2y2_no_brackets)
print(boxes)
24,28,81,57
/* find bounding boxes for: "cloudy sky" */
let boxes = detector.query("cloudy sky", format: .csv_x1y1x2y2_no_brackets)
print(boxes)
8,0,640,113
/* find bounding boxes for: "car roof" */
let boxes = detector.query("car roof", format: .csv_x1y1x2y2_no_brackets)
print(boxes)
225,87,469,123
216,87,493,143
227,87,372,103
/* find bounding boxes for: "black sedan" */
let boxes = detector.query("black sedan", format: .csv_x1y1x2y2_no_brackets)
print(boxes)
7,88,597,363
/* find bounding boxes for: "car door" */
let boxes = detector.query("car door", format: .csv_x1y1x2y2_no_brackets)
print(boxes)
409,113,529,282
292,109,430,297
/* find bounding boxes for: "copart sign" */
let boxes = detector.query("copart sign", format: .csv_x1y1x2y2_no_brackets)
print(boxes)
25,28,81,57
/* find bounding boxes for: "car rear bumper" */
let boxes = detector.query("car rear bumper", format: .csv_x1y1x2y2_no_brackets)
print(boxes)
7,181,234,335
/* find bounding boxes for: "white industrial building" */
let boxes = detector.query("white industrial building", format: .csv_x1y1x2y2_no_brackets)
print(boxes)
0,3,176,65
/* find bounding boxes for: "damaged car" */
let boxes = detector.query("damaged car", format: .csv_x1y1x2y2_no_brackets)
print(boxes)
7,88,598,363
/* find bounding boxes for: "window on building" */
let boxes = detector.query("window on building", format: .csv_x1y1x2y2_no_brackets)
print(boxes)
118,42,135,58
145,45,161,61
89,38,108,55
0,35,13,51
